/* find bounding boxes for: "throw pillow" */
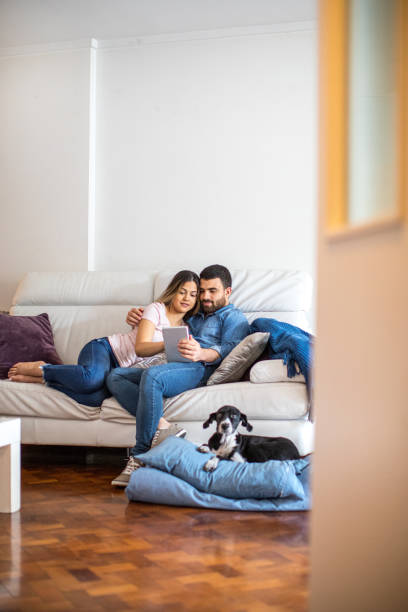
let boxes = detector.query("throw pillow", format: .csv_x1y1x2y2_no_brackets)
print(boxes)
250,359,306,384
206,332,270,386
0,312,62,379
136,436,308,500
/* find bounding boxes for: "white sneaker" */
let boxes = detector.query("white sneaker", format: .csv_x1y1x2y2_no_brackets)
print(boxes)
111,456,143,487
150,424,187,448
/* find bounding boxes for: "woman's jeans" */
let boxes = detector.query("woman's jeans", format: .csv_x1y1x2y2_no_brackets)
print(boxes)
43,338,117,407
106,361,216,456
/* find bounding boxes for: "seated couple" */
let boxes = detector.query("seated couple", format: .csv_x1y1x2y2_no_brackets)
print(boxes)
8,264,250,487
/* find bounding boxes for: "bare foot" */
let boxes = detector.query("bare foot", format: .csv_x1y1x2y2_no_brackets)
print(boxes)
9,374,45,384
157,417,170,430
8,361,46,378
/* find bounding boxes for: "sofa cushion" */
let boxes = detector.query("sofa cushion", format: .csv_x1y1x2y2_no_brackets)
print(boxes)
101,397,136,424
0,379,99,420
163,380,309,422
12,271,156,306
10,306,141,367
154,269,313,331
11,271,158,365
250,360,306,384
206,332,270,386
0,312,62,379
154,269,312,312
100,380,309,426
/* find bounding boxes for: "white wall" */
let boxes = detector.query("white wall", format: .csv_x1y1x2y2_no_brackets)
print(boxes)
95,29,317,278
0,46,91,310
0,24,317,314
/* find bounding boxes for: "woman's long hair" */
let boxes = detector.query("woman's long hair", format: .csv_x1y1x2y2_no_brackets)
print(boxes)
158,270,200,319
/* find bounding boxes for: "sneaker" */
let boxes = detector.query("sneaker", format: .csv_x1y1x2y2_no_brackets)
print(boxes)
151,423,187,448
111,456,143,487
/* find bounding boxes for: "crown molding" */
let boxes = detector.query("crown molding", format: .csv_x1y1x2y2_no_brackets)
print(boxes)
98,21,316,49
0,21,316,57
0,38,98,58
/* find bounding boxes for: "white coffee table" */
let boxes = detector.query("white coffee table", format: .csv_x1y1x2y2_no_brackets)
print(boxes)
0,417,21,513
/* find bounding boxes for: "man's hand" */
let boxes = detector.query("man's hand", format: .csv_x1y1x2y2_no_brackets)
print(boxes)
126,307,144,327
177,335,203,362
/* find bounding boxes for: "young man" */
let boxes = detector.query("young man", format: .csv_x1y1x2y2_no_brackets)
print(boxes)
108,264,250,487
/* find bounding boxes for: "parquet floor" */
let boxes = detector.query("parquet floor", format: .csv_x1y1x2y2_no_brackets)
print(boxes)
0,447,309,611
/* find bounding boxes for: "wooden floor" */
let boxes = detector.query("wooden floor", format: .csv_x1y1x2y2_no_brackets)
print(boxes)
0,447,309,611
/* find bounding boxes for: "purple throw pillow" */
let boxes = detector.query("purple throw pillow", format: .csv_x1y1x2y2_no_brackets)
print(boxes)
0,312,62,379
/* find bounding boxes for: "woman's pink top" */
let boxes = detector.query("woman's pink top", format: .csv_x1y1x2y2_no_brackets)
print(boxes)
108,302,170,368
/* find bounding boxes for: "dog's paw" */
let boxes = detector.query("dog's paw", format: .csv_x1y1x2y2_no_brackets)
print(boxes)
197,444,210,454
204,457,218,472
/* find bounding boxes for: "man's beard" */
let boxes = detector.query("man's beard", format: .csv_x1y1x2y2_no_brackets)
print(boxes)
201,296,227,314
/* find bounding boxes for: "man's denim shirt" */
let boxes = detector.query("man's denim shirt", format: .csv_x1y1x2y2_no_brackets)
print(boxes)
187,304,250,366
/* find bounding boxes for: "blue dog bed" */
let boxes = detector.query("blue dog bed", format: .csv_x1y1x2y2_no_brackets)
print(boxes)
126,437,311,511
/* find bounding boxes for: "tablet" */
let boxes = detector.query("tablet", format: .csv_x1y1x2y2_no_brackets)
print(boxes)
162,326,190,363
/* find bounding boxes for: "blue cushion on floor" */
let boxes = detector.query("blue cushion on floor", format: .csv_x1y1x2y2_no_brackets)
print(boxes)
135,436,309,500
126,465,311,511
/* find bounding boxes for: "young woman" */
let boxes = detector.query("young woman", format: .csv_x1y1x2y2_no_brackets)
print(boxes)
8,270,200,409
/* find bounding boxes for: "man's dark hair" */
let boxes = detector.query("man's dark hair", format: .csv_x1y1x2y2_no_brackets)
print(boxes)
200,264,232,289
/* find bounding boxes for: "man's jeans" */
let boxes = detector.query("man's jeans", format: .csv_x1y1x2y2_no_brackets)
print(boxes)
106,361,216,456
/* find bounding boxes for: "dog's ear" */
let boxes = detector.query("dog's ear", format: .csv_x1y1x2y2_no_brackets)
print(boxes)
240,412,253,432
203,412,217,429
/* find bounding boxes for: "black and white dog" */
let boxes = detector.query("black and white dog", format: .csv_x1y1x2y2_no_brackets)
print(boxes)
198,405,300,472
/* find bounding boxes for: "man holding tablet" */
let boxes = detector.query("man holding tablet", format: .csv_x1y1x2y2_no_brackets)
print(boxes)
162,326,191,363
108,264,250,487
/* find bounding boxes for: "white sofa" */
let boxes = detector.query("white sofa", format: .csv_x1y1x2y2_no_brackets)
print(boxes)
0,269,314,455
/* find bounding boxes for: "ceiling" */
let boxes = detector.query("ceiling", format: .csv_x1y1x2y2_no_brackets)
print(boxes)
0,0,317,48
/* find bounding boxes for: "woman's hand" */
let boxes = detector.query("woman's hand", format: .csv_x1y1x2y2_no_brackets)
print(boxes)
126,307,144,327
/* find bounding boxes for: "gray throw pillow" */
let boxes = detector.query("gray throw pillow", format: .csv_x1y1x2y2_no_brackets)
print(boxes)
206,332,270,386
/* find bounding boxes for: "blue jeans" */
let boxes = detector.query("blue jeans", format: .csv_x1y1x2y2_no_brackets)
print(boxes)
106,361,216,455
43,338,117,407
